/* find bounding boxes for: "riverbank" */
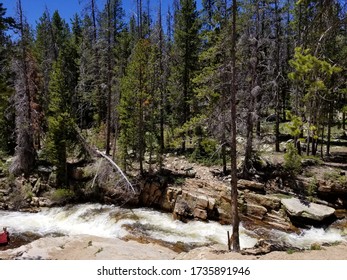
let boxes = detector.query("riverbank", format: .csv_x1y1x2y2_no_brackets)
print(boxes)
1,235,346,260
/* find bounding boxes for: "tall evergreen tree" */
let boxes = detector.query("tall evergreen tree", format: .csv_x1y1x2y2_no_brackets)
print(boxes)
47,41,79,186
170,0,201,152
99,0,124,155
119,39,152,175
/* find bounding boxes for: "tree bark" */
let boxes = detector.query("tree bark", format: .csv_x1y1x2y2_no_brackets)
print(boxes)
230,0,240,252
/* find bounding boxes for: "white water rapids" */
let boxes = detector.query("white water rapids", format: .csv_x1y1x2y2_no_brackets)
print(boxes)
0,203,346,250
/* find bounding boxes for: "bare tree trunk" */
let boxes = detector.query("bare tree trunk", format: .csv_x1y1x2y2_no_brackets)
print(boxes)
230,0,240,252
275,0,281,152
105,0,112,155
326,102,333,156
320,124,325,158
159,1,165,172
306,116,311,156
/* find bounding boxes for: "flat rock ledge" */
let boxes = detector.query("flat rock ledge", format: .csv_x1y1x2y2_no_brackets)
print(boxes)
281,198,336,221
0,235,178,260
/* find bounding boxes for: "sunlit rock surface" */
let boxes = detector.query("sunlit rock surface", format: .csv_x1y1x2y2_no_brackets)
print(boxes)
281,197,335,221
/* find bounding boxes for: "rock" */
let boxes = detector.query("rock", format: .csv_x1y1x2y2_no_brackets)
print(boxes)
238,179,265,192
31,197,39,206
140,180,166,207
161,187,181,211
318,181,347,195
244,193,281,210
281,197,335,221
0,202,8,210
245,203,267,219
241,239,300,255
217,208,231,224
0,235,178,260
173,196,193,222
262,209,297,232
207,198,216,211
196,195,209,208
193,208,207,220
38,197,54,207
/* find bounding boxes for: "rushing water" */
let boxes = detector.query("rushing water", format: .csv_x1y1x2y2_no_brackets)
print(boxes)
0,203,346,250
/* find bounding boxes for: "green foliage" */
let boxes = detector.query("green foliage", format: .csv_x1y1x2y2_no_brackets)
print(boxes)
45,40,78,186
190,137,221,165
51,188,75,203
302,155,322,165
284,142,302,174
0,80,14,153
284,111,303,138
173,177,185,186
310,243,322,250
0,4,15,154
169,0,201,148
307,176,318,199
119,39,156,172
323,171,347,187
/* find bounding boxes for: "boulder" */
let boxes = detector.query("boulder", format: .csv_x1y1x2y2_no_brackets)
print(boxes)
281,197,335,221
173,196,193,222
238,179,265,192
161,187,181,212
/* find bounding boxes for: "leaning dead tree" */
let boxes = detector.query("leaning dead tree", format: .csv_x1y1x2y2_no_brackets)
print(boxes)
74,124,136,200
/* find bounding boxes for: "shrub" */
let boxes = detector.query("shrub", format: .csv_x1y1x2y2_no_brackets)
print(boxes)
307,176,318,198
51,188,75,203
284,142,302,174
310,243,322,250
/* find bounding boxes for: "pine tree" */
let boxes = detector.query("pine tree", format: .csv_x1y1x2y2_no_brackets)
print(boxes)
46,39,79,186
170,0,201,152
98,0,124,155
119,39,152,174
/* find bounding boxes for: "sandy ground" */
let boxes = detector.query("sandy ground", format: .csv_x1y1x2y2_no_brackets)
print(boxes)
1,235,347,260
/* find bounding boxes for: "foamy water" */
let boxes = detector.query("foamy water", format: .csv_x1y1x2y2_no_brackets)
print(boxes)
0,204,257,249
0,203,345,249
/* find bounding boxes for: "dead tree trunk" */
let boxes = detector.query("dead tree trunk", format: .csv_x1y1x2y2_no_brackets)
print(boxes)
229,0,240,252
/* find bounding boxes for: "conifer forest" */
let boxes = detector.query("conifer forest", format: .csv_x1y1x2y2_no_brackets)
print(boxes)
0,0,347,252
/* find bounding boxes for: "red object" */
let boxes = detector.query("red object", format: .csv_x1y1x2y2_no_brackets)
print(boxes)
0,232,9,244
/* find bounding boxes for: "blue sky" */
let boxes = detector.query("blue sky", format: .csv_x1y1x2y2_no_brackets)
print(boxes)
1,0,173,28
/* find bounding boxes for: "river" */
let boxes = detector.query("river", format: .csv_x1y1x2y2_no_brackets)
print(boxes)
0,203,346,250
